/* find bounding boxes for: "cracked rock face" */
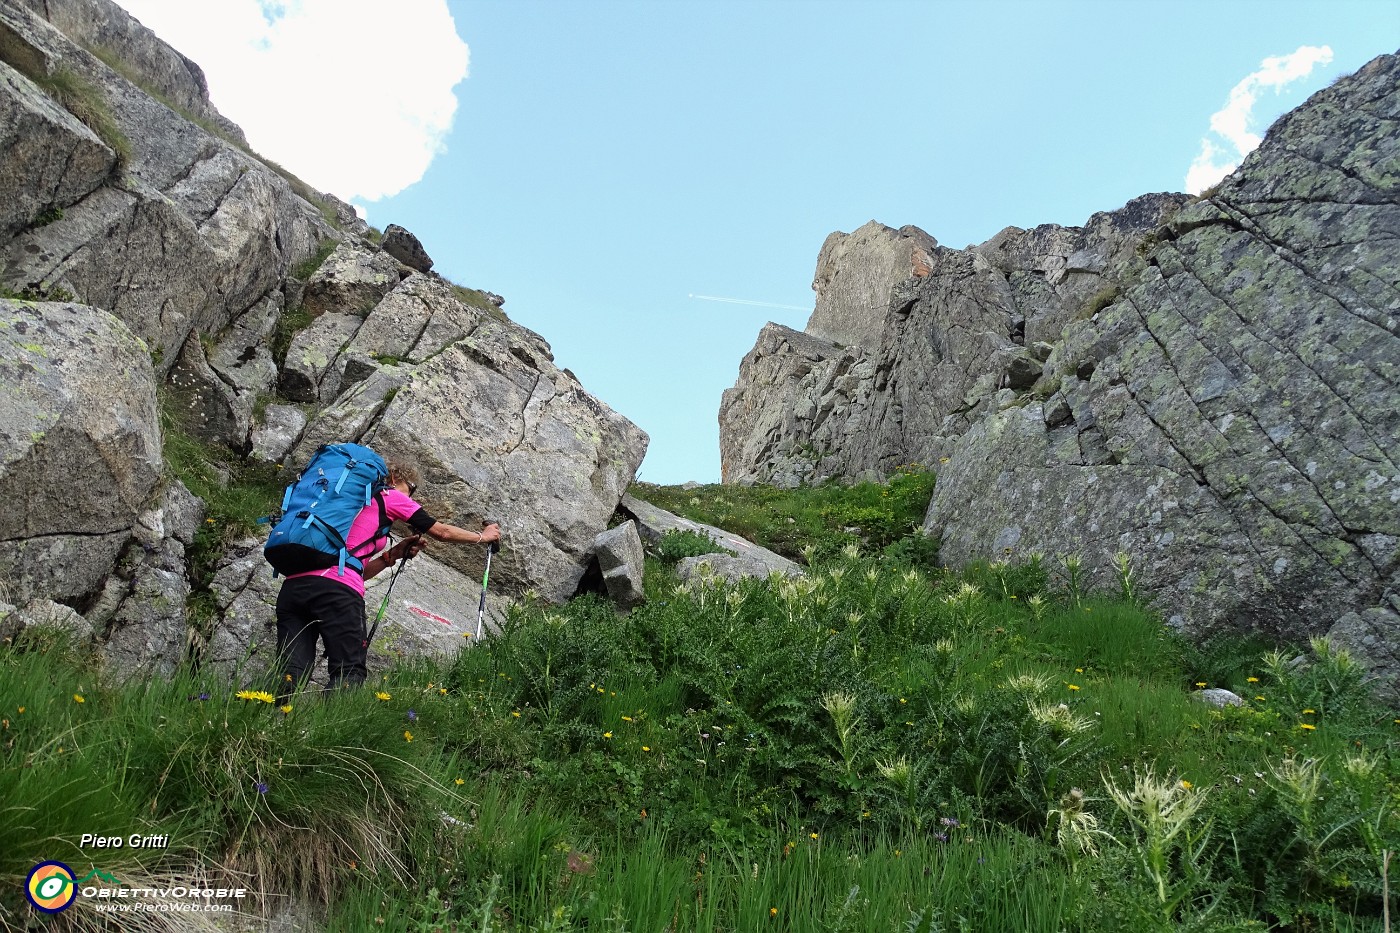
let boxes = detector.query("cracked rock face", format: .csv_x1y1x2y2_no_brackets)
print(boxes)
720,200,1185,487
927,54,1399,661
368,318,650,603
0,299,161,605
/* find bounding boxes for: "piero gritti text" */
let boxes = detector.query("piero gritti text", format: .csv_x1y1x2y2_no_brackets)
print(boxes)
79,833,170,849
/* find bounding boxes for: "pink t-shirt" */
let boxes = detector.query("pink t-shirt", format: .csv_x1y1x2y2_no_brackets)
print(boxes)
287,488,425,597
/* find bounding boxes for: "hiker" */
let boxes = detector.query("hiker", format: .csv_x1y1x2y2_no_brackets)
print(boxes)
272,457,500,698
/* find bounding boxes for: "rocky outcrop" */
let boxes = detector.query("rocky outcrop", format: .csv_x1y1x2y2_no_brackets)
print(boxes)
0,299,161,605
370,318,649,603
722,52,1399,695
925,54,1399,687
0,0,649,683
0,0,332,365
720,198,1187,486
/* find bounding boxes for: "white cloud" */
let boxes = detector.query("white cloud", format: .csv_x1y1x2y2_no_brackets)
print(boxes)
116,0,469,203
1185,45,1332,194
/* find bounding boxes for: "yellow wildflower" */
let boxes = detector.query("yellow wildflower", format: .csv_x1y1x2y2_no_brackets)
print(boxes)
1246,677,1259,683
376,692,391,701
455,778,465,786
1300,723,1316,731
603,732,612,739
404,730,413,742
73,694,85,703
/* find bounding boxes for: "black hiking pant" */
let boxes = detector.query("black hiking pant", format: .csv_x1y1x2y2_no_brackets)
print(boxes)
274,575,368,700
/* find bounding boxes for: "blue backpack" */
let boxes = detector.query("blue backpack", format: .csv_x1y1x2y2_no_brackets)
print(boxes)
264,443,391,577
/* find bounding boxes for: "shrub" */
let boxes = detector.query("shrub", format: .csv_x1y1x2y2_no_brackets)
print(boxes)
652,529,732,564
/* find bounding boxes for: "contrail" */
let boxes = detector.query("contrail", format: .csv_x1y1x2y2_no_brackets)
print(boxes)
689,293,812,312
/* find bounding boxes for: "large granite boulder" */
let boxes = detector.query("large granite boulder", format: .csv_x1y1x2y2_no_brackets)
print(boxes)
366,318,649,604
807,221,937,350
0,299,161,605
301,239,404,317
926,54,1399,667
593,520,646,610
380,223,434,274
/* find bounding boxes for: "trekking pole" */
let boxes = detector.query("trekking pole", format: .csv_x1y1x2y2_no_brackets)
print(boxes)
474,538,501,642
366,536,419,649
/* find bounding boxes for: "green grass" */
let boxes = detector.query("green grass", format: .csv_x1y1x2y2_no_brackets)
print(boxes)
290,239,338,282
4,477,1396,931
448,281,510,322
159,395,284,586
269,306,315,369
19,67,130,168
631,465,938,566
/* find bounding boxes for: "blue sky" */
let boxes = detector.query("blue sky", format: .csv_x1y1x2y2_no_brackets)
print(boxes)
119,0,1399,483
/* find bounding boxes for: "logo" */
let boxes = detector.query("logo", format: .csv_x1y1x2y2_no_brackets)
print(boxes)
25,861,77,913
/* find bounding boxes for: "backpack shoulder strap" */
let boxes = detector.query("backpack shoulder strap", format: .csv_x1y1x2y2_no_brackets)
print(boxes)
347,489,393,559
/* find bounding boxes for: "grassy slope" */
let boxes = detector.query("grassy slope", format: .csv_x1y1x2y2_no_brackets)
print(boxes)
2,474,1396,932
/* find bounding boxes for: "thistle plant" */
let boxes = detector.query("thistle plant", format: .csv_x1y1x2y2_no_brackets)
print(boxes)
989,560,1012,599
1003,672,1054,699
876,754,940,831
1028,701,1094,738
941,582,985,633
1112,551,1137,604
1265,754,1384,903
1025,594,1048,624
1103,766,1213,924
821,691,861,776
1047,786,1112,860
1058,554,1086,607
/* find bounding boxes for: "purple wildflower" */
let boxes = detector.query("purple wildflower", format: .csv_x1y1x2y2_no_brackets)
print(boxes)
407,709,417,722
939,817,960,827
255,781,268,795
933,832,948,843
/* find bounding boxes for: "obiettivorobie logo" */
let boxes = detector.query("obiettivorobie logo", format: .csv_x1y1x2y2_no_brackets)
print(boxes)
24,862,246,915
25,862,117,914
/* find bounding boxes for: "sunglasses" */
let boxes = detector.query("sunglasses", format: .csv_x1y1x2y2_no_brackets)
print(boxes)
406,482,418,497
